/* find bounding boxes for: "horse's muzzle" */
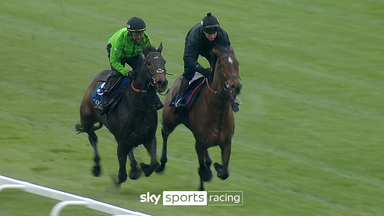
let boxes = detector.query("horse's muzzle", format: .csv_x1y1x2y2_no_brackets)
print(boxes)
156,79,168,93
232,84,242,96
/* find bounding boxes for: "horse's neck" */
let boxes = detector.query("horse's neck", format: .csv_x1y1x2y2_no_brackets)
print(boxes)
134,74,149,91
210,67,231,98
128,74,155,106
201,74,231,110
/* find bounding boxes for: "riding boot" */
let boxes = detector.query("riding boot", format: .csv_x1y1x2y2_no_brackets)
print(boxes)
96,93,109,115
174,76,189,113
95,72,120,114
154,94,164,110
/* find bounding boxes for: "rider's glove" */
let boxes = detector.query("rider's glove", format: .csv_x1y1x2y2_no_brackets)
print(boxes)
200,68,212,78
127,70,138,79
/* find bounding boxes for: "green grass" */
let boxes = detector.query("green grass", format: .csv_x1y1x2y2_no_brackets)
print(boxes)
1,0,384,215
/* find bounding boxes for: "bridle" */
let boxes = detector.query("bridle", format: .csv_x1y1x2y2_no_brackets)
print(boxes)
206,53,239,97
131,52,166,93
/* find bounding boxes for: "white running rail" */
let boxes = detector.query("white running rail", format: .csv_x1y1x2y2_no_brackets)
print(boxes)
0,175,151,216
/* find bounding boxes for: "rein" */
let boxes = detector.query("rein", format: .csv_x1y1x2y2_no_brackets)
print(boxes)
205,78,217,94
131,80,147,93
205,54,234,108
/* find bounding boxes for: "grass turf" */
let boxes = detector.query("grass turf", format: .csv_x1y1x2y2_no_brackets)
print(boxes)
1,0,383,215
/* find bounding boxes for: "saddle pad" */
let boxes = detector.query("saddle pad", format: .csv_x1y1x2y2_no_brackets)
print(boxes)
92,82,105,106
91,76,131,106
170,77,205,110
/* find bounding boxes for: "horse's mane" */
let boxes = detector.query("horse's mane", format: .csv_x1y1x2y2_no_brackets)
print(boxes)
213,45,231,53
142,45,159,57
145,46,157,52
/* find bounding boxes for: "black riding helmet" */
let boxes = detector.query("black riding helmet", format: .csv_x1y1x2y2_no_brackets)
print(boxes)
201,12,220,34
126,17,146,32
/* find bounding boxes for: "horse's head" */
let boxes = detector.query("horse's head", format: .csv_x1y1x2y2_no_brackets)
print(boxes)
213,46,242,96
140,43,168,93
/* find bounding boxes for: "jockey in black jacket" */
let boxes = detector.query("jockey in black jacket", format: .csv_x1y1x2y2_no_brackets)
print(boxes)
175,12,239,112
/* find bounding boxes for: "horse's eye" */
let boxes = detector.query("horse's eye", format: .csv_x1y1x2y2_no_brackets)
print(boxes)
146,62,151,66
164,60,167,64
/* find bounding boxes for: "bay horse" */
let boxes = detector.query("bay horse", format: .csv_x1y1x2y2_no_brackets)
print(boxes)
156,46,241,190
75,43,168,185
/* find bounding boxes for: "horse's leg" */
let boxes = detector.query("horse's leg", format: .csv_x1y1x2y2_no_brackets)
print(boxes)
214,142,231,180
196,142,212,191
88,130,101,177
205,149,213,176
140,135,159,177
88,130,101,176
156,79,181,173
156,128,169,173
116,144,131,185
128,150,141,180
156,112,179,173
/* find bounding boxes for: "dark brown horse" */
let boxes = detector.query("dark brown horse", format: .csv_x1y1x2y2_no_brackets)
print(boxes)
156,46,241,190
76,43,168,185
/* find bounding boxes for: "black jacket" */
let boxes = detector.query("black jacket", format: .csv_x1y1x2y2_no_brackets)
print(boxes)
183,23,231,74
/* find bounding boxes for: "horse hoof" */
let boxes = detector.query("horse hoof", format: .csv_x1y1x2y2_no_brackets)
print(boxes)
129,171,141,180
204,170,213,182
217,172,229,180
214,162,222,172
214,163,228,180
92,165,101,177
155,164,165,173
117,173,127,184
140,162,159,177
199,168,212,182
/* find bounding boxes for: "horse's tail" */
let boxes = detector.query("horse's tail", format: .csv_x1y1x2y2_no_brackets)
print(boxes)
75,122,103,134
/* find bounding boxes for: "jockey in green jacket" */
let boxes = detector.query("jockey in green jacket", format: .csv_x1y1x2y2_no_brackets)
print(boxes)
107,27,152,76
96,17,163,114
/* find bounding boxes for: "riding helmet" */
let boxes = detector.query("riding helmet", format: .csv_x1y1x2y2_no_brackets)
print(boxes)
126,17,146,32
201,12,220,34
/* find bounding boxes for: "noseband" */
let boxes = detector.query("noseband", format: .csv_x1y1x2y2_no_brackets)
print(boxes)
149,68,165,89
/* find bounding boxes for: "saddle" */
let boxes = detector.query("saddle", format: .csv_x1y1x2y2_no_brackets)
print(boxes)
170,73,241,113
170,74,205,111
92,77,132,113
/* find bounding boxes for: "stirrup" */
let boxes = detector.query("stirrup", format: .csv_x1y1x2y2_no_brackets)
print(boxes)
174,99,187,114
174,98,184,107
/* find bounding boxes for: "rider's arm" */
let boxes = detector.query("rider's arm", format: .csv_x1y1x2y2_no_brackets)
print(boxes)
183,34,205,73
109,36,129,76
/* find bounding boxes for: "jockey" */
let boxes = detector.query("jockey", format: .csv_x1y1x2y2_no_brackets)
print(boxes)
96,17,163,114
174,12,240,113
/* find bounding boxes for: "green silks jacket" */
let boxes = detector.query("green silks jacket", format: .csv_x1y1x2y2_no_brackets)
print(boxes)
107,28,152,75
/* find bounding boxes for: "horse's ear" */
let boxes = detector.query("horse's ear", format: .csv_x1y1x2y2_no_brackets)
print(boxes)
230,46,234,54
142,45,149,56
157,42,163,53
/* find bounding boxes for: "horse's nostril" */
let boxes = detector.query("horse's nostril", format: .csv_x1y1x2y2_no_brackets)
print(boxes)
158,80,168,87
232,85,242,95
157,80,168,91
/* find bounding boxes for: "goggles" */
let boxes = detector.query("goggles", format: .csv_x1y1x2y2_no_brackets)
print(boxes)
203,25,220,34
131,31,144,36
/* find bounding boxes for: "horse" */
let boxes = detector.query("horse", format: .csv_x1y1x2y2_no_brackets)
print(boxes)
156,46,242,190
75,43,168,185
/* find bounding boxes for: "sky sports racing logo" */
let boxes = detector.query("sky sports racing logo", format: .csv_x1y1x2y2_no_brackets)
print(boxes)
140,191,243,206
